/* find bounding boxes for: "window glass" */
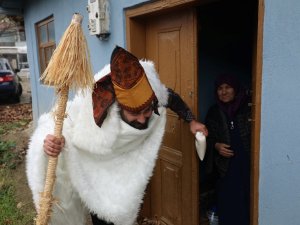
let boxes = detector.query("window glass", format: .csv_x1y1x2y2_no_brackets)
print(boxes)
5,63,10,70
36,16,56,77
19,31,26,42
39,24,47,44
19,54,28,63
48,21,55,42
45,47,53,65
40,48,45,71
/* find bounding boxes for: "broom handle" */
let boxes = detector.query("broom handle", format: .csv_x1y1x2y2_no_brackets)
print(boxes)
36,86,69,225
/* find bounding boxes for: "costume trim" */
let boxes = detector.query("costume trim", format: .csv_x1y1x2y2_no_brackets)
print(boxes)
113,72,154,112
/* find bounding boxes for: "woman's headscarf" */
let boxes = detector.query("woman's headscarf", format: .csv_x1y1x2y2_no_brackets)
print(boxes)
215,74,247,119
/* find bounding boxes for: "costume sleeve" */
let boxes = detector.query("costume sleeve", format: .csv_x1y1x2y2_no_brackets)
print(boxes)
26,113,54,208
26,113,88,224
165,88,195,122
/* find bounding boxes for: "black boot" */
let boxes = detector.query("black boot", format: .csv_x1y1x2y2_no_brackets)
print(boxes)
91,213,114,225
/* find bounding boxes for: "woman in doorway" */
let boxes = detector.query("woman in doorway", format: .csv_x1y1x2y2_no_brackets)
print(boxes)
205,74,251,225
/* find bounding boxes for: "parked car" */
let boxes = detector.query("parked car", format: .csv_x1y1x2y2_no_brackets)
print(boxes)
0,58,22,103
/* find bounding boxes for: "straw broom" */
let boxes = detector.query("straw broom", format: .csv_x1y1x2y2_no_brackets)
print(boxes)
36,13,94,225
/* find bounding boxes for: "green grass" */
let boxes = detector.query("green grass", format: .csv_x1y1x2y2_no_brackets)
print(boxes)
0,170,35,225
0,140,18,169
0,119,30,135
0,119,35,224
0,120,30,169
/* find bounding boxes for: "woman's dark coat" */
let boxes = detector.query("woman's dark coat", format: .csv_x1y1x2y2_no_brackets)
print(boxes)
205,101,251,178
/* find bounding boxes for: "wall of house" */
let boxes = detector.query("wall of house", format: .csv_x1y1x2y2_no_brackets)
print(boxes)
260,0,300,224
23,0,150,121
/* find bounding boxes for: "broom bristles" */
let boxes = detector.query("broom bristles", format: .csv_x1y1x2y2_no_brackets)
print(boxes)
41,14,94,91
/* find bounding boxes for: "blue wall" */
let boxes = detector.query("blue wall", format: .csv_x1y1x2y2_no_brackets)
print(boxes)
260,0,300,224
24,0,150,121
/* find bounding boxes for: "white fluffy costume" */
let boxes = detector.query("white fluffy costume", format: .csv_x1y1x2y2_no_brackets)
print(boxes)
26,60,169,225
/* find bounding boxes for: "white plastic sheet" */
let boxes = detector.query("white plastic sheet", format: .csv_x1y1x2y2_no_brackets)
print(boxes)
195,131,206,161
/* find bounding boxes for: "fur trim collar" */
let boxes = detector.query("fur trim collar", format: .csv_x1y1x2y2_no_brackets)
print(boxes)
65,107,166,225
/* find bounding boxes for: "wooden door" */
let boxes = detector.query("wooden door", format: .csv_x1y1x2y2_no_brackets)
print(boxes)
143,9,198,225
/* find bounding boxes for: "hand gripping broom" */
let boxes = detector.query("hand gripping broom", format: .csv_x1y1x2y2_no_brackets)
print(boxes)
35,13,94,225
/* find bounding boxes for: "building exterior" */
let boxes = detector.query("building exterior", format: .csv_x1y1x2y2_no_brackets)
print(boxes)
0,16,28,70
3,0,300,224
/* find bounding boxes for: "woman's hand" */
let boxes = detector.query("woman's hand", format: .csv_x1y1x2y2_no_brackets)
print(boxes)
189,120,208,136
43,134,65,157
215,143,234,158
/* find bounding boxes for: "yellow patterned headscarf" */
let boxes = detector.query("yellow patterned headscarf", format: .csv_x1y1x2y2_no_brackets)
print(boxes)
92,46,158,127
110,46,156,112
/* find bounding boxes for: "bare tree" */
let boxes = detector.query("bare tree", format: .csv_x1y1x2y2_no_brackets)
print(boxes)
0,15,23,37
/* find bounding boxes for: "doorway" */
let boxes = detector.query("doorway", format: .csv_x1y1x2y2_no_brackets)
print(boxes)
126,0,261,224
197,0,258,224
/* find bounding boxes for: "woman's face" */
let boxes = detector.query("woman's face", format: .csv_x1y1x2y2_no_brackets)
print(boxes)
217,83,235,103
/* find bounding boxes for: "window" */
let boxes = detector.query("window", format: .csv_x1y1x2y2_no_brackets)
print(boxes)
19,30,26,42
36,16,56,77
5,63,10,70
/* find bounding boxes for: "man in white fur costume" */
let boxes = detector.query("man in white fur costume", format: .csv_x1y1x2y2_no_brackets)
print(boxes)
26,46,207,225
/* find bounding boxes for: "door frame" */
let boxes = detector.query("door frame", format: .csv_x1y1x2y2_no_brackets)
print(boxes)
125,1,264,224
250,0,264,224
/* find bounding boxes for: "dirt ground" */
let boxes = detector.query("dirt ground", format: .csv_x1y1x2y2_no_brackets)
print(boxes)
0,74,37,222
0,102,36,220
0,102,96,224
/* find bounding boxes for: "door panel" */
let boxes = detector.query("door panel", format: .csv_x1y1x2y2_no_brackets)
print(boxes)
144,9,198,225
